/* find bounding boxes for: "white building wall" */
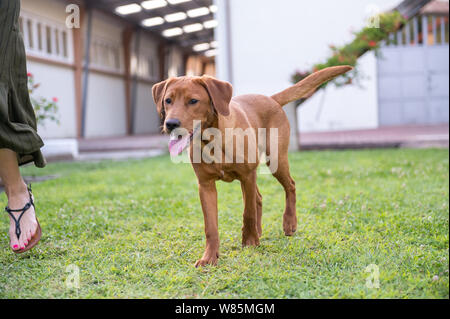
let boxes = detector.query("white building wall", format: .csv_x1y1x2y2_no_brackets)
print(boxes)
84,10,127,138
132,32,161,135
27,61,77,138
216,0,402,132
21,0,77,138
134,82,161,135
299,52,380,132
21,0,67,22
167,45,185,77
85,73,127,137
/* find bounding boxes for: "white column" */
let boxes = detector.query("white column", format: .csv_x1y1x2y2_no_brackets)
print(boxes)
214,0,233,83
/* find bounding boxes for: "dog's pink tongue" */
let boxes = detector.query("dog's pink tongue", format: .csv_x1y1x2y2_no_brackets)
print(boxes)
168,135,190,156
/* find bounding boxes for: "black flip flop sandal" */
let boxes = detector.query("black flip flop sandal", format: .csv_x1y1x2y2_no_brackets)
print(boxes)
5,185,42,253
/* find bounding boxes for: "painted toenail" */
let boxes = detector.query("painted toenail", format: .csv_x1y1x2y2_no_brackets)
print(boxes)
13,245,18,249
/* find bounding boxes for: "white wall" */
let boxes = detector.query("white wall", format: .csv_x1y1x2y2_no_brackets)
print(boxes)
21,0,67,22
216,0,402,132
27,61,77,138
299,52,380,131
85,73,127,138
21,0,77,138
134,82,161,135
132,31,162,135
84,10,127,138
167,45,185,77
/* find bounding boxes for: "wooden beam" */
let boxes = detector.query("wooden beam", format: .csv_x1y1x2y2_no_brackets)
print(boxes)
80,6,93,138
72,2,84,138
130,28,142,135
158,42,166,81
183,52,189,76
27,55,75,69
122,26,134,135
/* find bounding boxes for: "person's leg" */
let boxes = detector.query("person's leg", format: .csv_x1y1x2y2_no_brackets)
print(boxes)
0,148,38,251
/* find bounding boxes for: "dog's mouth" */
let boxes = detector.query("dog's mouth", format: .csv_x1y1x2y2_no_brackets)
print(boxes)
168,125,200,156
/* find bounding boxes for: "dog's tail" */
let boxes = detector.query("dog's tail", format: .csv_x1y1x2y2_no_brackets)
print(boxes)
271,66,353,107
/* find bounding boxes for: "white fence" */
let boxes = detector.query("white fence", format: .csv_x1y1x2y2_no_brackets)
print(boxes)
377,14,449,126
19,11,73,64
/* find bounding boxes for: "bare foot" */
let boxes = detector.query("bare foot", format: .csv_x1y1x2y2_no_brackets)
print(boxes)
6,183,38,251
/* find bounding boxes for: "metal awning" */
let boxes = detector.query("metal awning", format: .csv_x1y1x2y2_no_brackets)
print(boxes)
90,0,216,54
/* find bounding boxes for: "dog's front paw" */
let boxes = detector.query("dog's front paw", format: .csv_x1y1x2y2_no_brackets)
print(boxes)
242,232,260,247
283,215,297,236
195,251,219,267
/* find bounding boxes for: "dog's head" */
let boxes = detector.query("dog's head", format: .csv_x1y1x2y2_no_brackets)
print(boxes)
152,76,232,156
152,76,233,133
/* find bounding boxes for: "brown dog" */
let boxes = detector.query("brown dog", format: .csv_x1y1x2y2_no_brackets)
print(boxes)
152,66,352,267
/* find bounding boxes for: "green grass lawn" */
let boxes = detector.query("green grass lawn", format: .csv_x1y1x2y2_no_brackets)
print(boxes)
0,148,448,298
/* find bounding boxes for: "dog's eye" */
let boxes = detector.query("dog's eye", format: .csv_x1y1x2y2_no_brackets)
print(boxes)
189,99,199,105
165,98,172,104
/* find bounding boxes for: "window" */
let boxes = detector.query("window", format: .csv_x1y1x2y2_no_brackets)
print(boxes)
37,23,43,51
27,20,33,48
131,48,159,81
89,36,123,73
46,26,52,54
19,11,73,63
62,31,68,57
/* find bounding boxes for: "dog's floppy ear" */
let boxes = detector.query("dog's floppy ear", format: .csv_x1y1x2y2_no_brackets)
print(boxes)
152,79,169,117
152,79,172,128
200,76,233,116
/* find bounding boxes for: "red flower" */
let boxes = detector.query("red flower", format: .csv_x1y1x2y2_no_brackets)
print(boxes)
27,72,33,77
368,41,377,48
52,97,58,103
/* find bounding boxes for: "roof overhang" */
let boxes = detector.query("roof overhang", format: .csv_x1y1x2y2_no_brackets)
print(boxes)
88,0,216,55
420,0,449,15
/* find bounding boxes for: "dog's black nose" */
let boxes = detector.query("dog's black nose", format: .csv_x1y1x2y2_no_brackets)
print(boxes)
165,118,181,132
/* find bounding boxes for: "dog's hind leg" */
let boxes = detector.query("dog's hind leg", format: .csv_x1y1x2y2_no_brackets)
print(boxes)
256,186,262,238
265,116,297,236
271,157,297,236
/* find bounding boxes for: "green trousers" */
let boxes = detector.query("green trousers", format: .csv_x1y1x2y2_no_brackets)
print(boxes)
0,0,45,168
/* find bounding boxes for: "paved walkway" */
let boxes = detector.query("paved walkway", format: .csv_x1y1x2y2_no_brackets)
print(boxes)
75,124,448,161
299,124,449,150
77,134,168,161
78,134,169,153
